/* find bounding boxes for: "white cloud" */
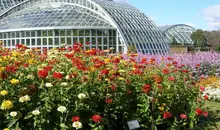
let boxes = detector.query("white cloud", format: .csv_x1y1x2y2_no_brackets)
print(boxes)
202,4,220,30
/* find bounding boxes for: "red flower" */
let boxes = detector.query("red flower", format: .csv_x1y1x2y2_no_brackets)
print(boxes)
196,63,200,67
168,76,175,81
181,70,188,73
86,41,90,45
204,95,209,100
38,69,48,78
92,114,102,123
203,111,208,117
53,72,63,79
6,65,17,73
163,112,172,119
100,69,109,75
111,85,116,91
180,114,187,119
142,84,151,93
105,98,113,104
72,116,80,122
162,68,169,74
200,86,205,92
195,108,203,116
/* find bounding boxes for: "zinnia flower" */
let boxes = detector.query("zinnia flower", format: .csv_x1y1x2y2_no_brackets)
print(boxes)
195,108,203,116
53,72,63,79
1,100,13,110
72,121,83,129
38,69,48,78
32,110,40,115
45,83,53,88
57,106,67,113
10,79,19,84
180,114,187,119
0,90,8,96
10,111,17,117
163,111,172,119
203,111,208,117
72,116,80,122
78,93,86,99
92,114,102,123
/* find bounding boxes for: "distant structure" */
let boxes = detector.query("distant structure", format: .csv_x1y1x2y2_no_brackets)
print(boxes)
0,0,170,54
158,24,196,45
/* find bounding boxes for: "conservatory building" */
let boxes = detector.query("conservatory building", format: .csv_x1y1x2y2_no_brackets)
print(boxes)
158,24,196,45
0,0,170,54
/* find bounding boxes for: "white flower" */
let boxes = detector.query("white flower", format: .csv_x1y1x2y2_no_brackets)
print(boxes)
27,74,34,79
65,75,70,80
57,106,67,113
72,121,83,129
19,95,31,103
10,111,17,117
78,93,86,99
45,83,53,88
19,96,25,103
32,110,40,115
24,95,31,102
61,82,68,87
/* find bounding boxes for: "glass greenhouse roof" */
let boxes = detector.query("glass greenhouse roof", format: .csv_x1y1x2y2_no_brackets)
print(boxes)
93,0,170,54
0,0,170,54
0,2,114,30
158,24,196,45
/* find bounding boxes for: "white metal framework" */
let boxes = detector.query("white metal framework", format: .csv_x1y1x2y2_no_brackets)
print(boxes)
159,24,196,45
0,0,170,54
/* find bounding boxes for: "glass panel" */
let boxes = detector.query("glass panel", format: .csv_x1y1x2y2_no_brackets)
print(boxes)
55,30,59,36
67,38,71,45
79,30,84,36
37,31,41,37
79,38,84,44
21,31,25,37
61,38,65,44
11,32,15,38
85,30,90,36
31,31,35,37
73,30,78,36
42,31,47,37
49,38,53,45
12,40,15,46
16,32,20,38
37,38,41,46
55,38,59,45
21,39,25,45
43,38,47,45
97,30,102,36
48,30,53,36
60,30,65,36
32,39,35,46
66,30,71,36
26,39,30,46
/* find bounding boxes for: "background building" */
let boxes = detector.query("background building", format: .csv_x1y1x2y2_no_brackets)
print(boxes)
158,24,196,45
0,0,170,54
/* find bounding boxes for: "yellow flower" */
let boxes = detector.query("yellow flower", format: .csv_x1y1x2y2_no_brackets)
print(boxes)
0,67,5,72
1,100,13,110
0,90,8,96
118,70,126,73
3,128,10,130
118,77,125,81
10,79,19,84
158,107,164,111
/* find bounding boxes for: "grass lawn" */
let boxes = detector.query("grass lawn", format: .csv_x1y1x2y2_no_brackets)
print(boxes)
195,101,220,130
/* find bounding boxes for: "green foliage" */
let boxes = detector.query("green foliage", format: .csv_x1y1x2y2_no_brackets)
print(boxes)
171,37,178,45
191,29,207,47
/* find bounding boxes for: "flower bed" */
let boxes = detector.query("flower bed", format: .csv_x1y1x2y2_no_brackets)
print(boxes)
0,44,209,130
197,76,220,102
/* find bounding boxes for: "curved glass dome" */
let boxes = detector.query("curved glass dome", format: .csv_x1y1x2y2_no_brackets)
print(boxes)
0,0,170,54
158,24,196,45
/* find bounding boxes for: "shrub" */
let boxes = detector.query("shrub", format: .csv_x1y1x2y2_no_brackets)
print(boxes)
0,44,207,129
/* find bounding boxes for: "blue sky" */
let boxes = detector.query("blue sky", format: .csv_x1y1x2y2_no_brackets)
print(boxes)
115,0,220,30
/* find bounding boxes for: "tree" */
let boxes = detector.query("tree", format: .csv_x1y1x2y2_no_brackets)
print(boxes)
171,37,178,45
191,29,207,47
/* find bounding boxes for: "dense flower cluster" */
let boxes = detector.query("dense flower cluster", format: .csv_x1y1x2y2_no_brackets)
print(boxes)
0,44,209,129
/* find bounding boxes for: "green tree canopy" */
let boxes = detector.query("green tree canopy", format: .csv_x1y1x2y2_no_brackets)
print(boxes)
191,29,207,47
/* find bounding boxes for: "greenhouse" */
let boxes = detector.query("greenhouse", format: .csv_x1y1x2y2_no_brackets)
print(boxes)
158,24,196,45
0,0,170,54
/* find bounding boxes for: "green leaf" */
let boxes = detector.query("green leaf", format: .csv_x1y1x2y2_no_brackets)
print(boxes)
24,114,33,119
